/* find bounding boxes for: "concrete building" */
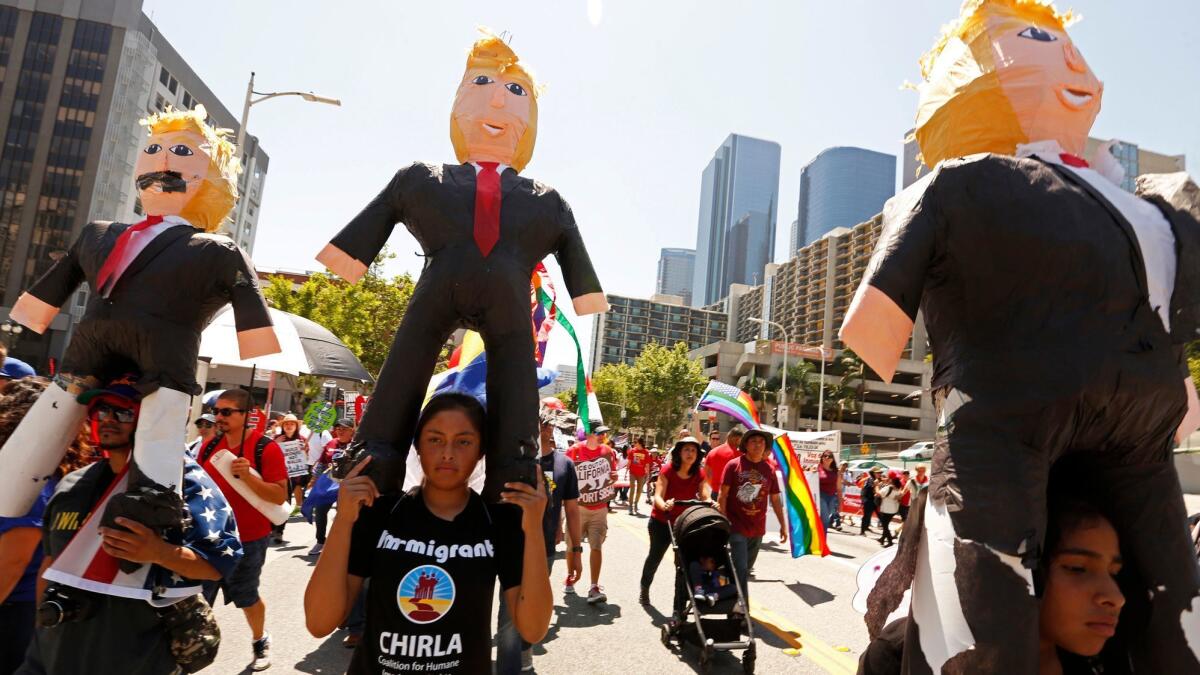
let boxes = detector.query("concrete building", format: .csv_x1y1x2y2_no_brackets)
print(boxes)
902,128,1185,191
692,215,935,443
692,133,780,307
539,363,578,398
590,293,727,373
795,146,895,252
655,247,695,306
0,0,267,369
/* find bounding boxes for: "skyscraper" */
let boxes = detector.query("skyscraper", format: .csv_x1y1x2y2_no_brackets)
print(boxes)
692,133,780,307
795,146,895,251
0,0,267,369
655,247,694,305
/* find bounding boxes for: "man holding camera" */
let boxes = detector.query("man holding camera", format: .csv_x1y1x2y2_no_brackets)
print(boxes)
18,376,241,675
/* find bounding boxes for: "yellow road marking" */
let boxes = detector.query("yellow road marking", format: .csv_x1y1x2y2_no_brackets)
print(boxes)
609,514,858,675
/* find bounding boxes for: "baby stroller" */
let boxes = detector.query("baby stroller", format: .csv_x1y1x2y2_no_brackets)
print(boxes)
660,501,755,673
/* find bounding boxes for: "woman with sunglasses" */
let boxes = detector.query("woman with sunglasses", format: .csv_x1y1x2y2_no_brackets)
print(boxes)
187,413,218,459
817,451,843,532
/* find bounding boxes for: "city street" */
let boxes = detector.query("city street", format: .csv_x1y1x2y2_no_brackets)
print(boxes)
209,505,885,675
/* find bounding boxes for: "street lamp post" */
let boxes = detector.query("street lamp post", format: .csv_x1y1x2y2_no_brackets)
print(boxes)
750,317,789,427
233,72,341,246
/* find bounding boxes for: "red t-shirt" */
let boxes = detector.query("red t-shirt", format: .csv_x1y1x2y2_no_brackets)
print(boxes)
704,443,739,493
566,443,616,511
818,465,839,496
651,463,708,523
720,456,780,538
628,447,651,477
201,430,288,543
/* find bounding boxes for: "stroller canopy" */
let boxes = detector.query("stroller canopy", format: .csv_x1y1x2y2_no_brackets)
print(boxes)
673,504,731,559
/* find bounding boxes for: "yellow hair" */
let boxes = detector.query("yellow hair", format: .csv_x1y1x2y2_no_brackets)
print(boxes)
450,30,540,172
919,0,1076,80
139,105,241,232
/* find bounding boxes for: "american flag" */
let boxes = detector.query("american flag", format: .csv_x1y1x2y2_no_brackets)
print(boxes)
43,457,243,607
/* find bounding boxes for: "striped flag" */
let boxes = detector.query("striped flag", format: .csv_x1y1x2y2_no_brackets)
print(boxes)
696,380,761,430
771,434,830,558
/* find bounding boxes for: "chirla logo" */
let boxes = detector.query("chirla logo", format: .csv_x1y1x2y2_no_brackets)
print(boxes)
397,565,455,624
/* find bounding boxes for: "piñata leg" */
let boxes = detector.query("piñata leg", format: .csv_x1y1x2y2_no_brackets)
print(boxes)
905,389,1047,674
0,375,92,516
346,272,459,492
100,387,190,572
479,320,540,503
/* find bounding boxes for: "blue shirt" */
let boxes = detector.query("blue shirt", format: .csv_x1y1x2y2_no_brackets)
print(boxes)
0,479,56,602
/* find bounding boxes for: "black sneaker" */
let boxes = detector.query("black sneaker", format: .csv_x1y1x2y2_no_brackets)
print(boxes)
251,634,271,671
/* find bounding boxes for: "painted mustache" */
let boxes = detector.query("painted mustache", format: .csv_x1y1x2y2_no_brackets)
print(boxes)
135,171,187,193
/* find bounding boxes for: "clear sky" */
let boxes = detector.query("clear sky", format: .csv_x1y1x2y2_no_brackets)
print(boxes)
143,0,1200,374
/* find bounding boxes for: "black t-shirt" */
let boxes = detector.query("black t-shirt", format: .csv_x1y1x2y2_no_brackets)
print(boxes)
540,451,579,558
347,489,524,675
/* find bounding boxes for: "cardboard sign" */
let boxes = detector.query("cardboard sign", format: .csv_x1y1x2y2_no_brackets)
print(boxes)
279,440,308,478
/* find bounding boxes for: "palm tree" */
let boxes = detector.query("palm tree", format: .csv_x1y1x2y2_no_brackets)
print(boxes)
766,360,817,425
838,348,868,442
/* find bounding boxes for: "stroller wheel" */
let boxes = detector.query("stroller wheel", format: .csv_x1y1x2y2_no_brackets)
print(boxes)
699,645,713,671
660,623,672,647
742,643,756,674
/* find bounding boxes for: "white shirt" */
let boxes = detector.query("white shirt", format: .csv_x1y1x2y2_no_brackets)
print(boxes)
101,215,192,297
470,161,510,175
307,429,332,466
1017,140,1177,331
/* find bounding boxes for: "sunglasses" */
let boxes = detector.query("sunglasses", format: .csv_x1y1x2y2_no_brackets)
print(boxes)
195,421,214,429
93,404,135,423
213,407,245,417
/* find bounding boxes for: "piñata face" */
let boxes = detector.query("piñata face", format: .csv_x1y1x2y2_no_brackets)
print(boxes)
450,67,533,167
915,4,1102,166
133,128,215,218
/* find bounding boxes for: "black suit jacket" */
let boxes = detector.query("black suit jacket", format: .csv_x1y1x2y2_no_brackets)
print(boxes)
862,153,1200,393
328,162,603,302
26,220,272,392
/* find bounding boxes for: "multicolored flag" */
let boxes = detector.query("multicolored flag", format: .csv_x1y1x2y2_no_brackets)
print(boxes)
771,434,830,558
696,380,760,430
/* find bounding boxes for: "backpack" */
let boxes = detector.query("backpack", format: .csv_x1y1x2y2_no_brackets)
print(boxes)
200,432,272,472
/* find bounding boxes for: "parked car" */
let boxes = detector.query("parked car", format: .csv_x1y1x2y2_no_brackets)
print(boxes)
899,441,935,461
845,459,889,474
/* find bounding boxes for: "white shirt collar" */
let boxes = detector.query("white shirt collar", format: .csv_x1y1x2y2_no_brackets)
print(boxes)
1015,139,1126,186
470,161,510,175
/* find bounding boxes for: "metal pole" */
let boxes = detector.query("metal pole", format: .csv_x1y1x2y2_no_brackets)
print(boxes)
817,349,826,432
235,71,254,154
859,378,866,444
777,321,788,428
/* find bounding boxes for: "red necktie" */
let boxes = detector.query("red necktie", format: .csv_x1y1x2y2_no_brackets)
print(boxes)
473,162,501,258
95,215,163,292
1059,153,1089,168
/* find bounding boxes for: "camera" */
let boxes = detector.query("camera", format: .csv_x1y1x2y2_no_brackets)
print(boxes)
37,585,95,628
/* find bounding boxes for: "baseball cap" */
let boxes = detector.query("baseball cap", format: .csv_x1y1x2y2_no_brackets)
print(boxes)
333,418,355,429
593,424,611,435
195,413,217,425
0,357,34,380
77,374,142,406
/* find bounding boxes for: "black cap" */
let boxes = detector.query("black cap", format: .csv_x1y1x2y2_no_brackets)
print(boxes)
333,418,355,429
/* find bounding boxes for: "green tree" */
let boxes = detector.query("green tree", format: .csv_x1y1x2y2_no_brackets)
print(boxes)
627,342,707,446
262,248,416,389
591,362,638,425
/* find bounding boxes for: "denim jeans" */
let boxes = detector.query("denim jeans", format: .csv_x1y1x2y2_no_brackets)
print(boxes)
345,580,367,634
819,492,839,529
495,556,553,675
314,503,332,544
728,533,762,599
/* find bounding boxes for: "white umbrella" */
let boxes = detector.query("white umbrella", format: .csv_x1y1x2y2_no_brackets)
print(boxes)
198,306,372,382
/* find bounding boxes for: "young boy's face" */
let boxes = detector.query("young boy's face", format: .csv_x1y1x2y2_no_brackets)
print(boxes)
699,556,716,571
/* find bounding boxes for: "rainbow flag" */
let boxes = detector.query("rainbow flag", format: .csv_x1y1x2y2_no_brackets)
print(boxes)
696,380,760,430
771,434,829,558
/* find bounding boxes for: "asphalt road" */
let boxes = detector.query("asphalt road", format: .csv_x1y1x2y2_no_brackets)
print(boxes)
206,502,893,675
